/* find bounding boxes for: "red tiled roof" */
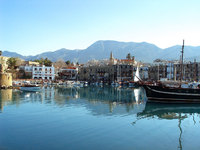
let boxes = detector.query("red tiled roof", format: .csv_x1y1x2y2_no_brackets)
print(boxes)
62,67,77,69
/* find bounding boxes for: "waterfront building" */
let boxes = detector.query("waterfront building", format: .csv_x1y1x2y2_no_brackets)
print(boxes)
19,61,40,79
148,60,200,82
78,52,148,82
32,65,55,80
58,66,78,80
79,65,114,82
148,63,167,81
173,62,199,82
133,65,149,81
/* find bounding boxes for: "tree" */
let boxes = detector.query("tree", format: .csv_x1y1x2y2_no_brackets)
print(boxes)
53,59,67,69
65,60,71,65
126,53,131,60
34,58,52,66
7,57,17,69
44,58,52,66
6,57,20,79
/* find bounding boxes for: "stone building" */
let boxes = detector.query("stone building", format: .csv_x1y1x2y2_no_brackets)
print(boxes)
0,51,12,88
79,65,114,82
0,55,9,73
58,66,78,80
0,73,12,88
148,61,200,82
78,52,149,83
148,63,167,81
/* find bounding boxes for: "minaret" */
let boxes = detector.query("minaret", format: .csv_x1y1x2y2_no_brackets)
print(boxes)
109,51,114,65
110,51,113,61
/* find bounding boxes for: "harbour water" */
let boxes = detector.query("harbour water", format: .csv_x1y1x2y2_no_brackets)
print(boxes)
1,86,200,150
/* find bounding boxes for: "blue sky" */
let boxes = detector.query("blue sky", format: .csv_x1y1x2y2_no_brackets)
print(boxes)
1,0,200,55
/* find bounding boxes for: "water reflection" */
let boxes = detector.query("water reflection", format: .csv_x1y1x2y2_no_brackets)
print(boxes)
0,89,13,112
137,103,200,150
1,87,200,149
0,86,147,114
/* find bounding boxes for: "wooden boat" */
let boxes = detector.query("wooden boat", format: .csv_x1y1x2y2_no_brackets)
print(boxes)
20,84,41,92
142,40,200,103
143,83,200,103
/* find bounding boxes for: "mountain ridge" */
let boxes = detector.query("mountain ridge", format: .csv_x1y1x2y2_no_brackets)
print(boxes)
2,40,200,63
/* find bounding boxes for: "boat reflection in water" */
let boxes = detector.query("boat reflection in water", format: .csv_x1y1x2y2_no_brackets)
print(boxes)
0,86,147,115
137,102,200,150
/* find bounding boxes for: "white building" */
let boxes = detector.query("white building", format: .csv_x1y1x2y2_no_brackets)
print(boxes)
32,65,55,80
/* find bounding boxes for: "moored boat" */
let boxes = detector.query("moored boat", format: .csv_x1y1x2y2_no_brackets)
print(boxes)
20,84,41,92
142,40,200,103
143,84,200,103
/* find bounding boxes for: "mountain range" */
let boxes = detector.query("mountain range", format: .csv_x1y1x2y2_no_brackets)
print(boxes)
2,40,200,63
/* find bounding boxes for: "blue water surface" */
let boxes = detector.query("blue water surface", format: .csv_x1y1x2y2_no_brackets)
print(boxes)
0,86,200,150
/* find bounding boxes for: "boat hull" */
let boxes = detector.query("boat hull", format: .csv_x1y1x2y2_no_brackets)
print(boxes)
20,86,41,92
143,85,200,103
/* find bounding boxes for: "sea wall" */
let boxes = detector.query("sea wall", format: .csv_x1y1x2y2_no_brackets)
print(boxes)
0,73,12,88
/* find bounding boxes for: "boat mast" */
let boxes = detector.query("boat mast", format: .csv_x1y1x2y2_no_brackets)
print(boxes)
180,40,184,84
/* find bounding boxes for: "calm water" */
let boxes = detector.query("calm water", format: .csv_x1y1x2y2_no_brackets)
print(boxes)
1,86,200,150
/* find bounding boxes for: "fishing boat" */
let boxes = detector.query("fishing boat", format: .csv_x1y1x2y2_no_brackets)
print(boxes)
20,84,41,92
142,40,200,103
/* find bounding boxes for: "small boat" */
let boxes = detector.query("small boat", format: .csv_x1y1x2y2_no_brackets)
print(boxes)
20,84,41,92
73,81,84,87
111,81,119,87
84,81,88,87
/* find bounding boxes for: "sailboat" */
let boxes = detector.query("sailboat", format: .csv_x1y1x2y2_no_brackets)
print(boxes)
142,40,200,103
134,65,141,82
129,65,141,87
